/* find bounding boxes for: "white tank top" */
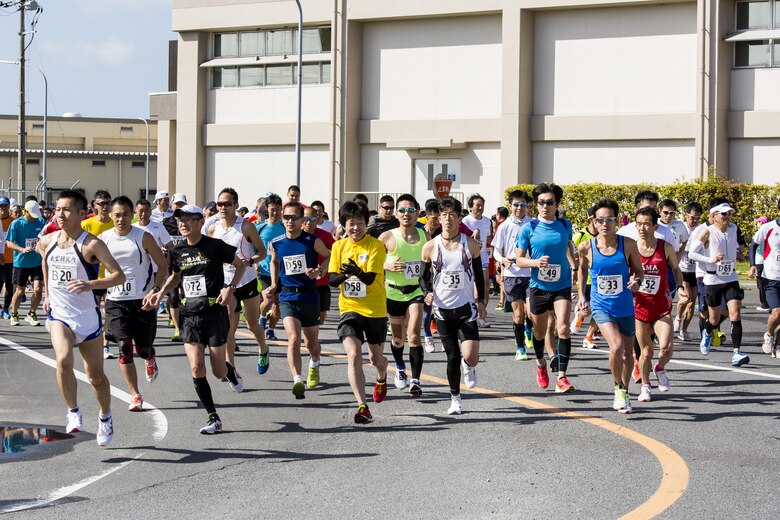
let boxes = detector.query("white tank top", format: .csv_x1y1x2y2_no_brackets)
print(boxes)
45,231,99,317
703,224,739,285
432,233,475,310
211,216,256,287
100,227,153,301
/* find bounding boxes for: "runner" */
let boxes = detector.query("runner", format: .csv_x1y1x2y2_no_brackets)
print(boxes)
327,201,389,424
632,207,684,403
571,206,601,349
302,205,335,325
205,188,268,376
617,191,679,254
310,200,337,237
265,201,331,399
0,196,13,320
576,199,643,413
37,190,126,446
256,194,286,342
516,183,577,393
367,195,400,238
491,189,533,360
419,196,486,414
687,201,750,366
162,194,188,341
6,200,45,326
99,196,168,412
676,202,703,341
463,193,493,328
150,203,247,434
134,198,174,321
749,198,780,356
421,199,441,353
286,185,301,204
379,194,428,397
151,191,173,223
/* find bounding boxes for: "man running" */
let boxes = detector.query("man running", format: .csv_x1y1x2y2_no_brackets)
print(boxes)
302,205,335,325
633,207,684,403
6,200,45,326
516,183,577,393
150,204,247,434
265,201,331,399
100,196,168,412
463,193,493,327
151,191,173,223
0,196,13,320
256,194,285,341
420,196,486,414
37,190,126,446
328,201,389,423
571,206,600,349
491,189,533,359
205,188,268,376
577,199,643,413
687,201,750,366
676,202,703,341
367,195,400,239
749,198,780,356
379,194,428,397
310,200,337,237
421,199,441,353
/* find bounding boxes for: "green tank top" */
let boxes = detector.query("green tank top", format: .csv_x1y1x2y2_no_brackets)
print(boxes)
385,227,426,301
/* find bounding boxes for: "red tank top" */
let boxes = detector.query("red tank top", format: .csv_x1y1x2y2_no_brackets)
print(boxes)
634,239,672,322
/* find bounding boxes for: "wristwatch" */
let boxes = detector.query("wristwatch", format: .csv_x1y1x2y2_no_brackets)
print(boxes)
227,284,237,291
152,286,161,292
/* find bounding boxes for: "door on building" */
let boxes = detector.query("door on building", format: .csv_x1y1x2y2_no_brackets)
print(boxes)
413,159,461,203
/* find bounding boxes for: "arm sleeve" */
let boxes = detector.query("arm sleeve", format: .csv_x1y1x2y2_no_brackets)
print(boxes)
748,241,758,267
473,257,485,302
328,272,348,287
419,261,433,295
687,236,710,264
356,271,377,286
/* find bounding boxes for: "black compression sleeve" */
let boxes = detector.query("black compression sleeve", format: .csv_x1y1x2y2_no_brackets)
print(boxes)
328,272,348,287
357,271,377,286
748,242,758,267
472,257,485,302
419,261,433,295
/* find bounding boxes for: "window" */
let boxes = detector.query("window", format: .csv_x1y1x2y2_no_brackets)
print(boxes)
131,161,145,168
239,32,264,57
213,66,238,88
266,30,294,55
266,64,293,85
25,158,39,165
297,27,331,54
214,33,238,57
733,0,780,67
240,66,264,87
92,160,106,167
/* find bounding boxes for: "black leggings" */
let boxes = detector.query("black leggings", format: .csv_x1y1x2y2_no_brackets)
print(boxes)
436,316,478,396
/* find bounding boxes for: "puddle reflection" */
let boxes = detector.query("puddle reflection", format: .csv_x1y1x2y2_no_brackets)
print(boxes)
1,426,73,454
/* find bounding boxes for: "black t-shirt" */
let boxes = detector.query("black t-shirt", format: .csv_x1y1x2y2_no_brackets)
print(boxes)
169,235,236,314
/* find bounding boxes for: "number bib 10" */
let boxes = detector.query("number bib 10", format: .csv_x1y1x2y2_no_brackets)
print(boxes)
108,276,136,298
49,262,77,289
440,270,463,291
596,274,623,296
638,274,661,295
284,254,306,275
716,261,735,277
538,264,561,282
183,274,207,298
343,276,366,298
404,261,421,280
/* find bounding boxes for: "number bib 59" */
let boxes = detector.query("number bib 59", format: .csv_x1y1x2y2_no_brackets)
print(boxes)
538,264,561,282
638,274,660,295
597,274,623,296
284,254,306,275
49,262,77,289
343,276,366,298
183,274,207,298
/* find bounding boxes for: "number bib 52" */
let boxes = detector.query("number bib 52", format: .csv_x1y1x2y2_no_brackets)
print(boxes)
639,274,661,295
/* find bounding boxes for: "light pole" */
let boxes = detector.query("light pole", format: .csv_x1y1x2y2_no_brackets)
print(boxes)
294,0,302,187
137,118,150,198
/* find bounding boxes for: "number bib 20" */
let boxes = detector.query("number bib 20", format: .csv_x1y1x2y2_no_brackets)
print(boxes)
404,261,421,280
716,261,735,277
284,254,306,275
441,270,463,291
49,263,77,289
639,274,661,295
343,276,366,298
538,264,561,282
183,274,207,298
597,274,623,296
108,276,135,298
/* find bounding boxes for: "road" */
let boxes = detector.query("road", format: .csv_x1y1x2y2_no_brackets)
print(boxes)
1,286,778,519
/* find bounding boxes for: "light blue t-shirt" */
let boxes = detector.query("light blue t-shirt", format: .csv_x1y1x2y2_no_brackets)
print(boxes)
256,220,286,276
7,216,45,268
516,218,573,291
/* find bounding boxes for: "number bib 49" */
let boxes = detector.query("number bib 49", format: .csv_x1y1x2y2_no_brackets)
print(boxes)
284,254,306,275
108,276,136,298
49,262,76,289
538,264,561,283
639,274,661,295
343,276,366,298
404,261,421,280
716,261,735,277
441,270,463,291
597,274,623,296
183,274,207,298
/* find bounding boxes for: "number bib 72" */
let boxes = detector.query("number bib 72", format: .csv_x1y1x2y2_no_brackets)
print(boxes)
343,276,366,298
183,274,207,298
596,274,623,296
49,262,77,289
538,264,561,282
638,274,661,295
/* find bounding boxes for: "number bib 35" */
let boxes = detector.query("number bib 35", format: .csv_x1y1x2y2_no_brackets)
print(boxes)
441,270,463,291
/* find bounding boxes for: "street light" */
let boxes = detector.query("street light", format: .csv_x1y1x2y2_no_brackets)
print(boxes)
136,117,150,198
294,0,302,187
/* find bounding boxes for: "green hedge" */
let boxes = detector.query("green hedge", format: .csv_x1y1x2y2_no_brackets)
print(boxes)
504,177,780,234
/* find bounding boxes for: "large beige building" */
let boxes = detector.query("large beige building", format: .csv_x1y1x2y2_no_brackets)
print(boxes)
155,0,780,213
0,115,157,204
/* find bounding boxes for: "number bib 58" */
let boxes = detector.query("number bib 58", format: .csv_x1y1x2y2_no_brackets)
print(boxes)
343,276,366,298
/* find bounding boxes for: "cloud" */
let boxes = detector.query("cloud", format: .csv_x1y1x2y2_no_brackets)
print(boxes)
39,37,135,67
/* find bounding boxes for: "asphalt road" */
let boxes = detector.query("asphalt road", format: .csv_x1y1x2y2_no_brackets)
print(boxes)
1,286,779,519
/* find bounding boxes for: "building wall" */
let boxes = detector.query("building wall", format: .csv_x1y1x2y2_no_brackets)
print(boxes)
729,139,780,184
207,85,331,124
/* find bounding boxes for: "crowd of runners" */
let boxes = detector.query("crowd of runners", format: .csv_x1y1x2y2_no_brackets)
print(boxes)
2,182,778,445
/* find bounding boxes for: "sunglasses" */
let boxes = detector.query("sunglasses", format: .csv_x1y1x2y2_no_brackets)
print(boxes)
397,207,417,213
537,200,556,207
282,214,301,221
688,214,701,220
176,216,200,224
303,216,317,223
719,211,732,217
512,202,528,208
661,210,675,216
95,201,111,207
380,206,394,211
594,217,617,225
216,201,234,208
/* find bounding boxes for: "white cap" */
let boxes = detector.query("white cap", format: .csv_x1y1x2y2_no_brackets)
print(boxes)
9,198,17,207
154,191,170,202
25,200,41,219
172,193,188,204
709,203,736,215
173,204,204,218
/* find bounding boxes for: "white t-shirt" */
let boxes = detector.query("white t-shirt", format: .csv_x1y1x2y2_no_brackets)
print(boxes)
462,214,492,265
618,222,679,253
133,220,172,272
151,208,173,223
659,219,689,251
491,216,531,277
318,219,336,235
753,219,780,281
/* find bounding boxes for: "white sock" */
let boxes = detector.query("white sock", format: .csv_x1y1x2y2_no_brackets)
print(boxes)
99,411,112,421
309,359,320,368
293,375,302,383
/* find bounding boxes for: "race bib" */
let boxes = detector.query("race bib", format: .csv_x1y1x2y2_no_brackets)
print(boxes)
440,270,464,290
171,236,186,245
716,261,735,277
108,276,135,298
639,274,661,295
183,274,207,298
404,261,421,280
597,274,623,296
683,258,696,270
49,262,77,289
343,276,366,298
283,254,306,275
25,237,38,250
538,264,561,282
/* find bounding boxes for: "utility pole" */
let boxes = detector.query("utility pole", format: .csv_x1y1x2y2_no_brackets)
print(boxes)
17,2,26,196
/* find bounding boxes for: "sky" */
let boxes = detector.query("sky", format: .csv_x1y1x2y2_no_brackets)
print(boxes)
0,0,175,119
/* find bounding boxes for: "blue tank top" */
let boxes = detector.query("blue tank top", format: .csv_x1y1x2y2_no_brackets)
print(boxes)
589,236,634,318
273,231,320,304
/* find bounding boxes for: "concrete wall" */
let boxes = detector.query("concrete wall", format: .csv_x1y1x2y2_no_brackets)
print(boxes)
729,139,780,184
207,85,332,124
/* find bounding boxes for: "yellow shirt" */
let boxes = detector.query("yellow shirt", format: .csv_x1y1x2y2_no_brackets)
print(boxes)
328,235,386,318
81,217,115,278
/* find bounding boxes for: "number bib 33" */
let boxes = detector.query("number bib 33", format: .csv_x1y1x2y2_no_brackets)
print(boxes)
596,274,623,296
